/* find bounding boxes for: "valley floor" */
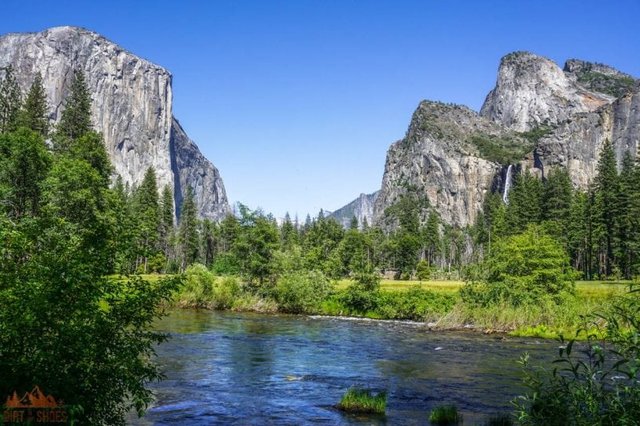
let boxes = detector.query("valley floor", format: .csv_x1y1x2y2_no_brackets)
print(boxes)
135,272,633,340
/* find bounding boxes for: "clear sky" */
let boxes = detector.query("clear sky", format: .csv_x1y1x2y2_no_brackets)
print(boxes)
2,0,639,219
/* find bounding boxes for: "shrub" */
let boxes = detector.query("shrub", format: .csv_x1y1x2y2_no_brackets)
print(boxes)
180,264,240,309
514,286,640,424
429,404,462,425
337,387,387,415
275,270,331,314
416,260,431,280
461,225,576,307
181,263,216,307
377,287,455,321
211,276,240,309
341,272,381,313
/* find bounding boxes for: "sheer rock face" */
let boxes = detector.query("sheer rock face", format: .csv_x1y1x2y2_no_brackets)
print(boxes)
480,51,613,132
328,191,378,229
373,102,506,227
535,82,640,188
341,53,638,228
0,26,229,220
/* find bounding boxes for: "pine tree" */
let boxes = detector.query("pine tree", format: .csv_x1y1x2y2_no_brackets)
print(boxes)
56,70,92,145
280,212,298,249
541,168,573,245
133,168,161,273
18,72,49,137
505,170,542,234
423,210,440,266
0,65,22,133
0,128,51,218
178,186,199,270
592,139,619,278
349,215,359,230
159,185,175,262
616,151,636,279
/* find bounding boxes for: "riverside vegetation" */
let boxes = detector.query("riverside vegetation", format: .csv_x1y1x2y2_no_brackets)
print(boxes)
1,65,640,424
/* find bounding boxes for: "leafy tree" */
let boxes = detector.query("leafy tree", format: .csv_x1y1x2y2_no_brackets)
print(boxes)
18,72,49,137
234,205,280,287
461,225,576,307
0,65,22,133
0,210,180,424
276,270,331,313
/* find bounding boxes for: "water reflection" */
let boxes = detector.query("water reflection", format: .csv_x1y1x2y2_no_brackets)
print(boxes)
132,311,556,425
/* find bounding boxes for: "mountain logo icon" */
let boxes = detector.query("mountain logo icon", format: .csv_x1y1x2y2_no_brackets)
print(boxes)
4,386,61,408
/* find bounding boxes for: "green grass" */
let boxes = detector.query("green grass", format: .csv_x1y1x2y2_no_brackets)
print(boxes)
429,404,462,425
128,273,635,339
335,279,463,294
337,387,387,415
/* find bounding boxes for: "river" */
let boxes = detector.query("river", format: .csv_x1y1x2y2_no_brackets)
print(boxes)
131,310,557,425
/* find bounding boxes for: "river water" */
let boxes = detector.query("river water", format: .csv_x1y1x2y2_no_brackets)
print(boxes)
131,310,557,425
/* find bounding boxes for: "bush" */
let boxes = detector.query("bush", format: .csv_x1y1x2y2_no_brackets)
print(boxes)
180,264,240,309
376,287,455,321
514,286,640,424
275,270,331,314
461,225,576,307
416,260,431,280
337,387,387,415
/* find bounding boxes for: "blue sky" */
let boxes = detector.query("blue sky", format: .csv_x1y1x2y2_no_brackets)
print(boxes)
2,0,639,219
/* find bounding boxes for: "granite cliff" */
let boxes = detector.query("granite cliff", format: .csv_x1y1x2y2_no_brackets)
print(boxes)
0,26,229,220
328,191,378,229
335,51,637,228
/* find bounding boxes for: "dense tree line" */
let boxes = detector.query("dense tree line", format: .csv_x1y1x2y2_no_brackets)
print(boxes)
475,142,640,280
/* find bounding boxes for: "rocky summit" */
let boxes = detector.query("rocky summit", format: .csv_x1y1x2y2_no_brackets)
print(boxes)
0,26,229,220
335,51,638,228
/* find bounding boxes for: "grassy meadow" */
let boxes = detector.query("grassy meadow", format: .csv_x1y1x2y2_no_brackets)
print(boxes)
137,268,634,340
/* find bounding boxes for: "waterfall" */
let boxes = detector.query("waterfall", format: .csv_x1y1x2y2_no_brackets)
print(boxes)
502,165,513,204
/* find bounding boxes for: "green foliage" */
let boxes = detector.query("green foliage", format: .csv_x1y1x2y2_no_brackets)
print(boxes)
416,260,431,280
337,387,387,415
518,125,553,144
18,72,49,137
515,287,640,425
0,65,23,133
468,133,533,165
180,264,240,309
133,167,161,273
178,186,200,270
342,272,381,313
375,287,456,321
55,70,92,144
233,204,280,287
505,170,543,234
275,270,331,313
0,205,182,425
576,69,636,98
429,404,462,425
461,225,576,307
0,128,51,218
